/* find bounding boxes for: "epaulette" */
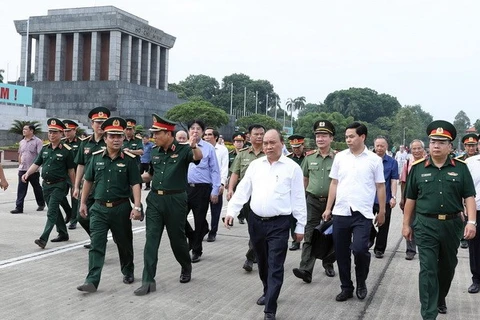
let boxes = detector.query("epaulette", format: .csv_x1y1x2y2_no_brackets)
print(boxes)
135,134,142,140
238,147,249,152
43,142,50,147
61,137,67,141
63,143,72,150
124,150,136,158
229,149,235,154
286,152,293,157
178,142,189,145
453,157,467,164
92,149,104,155
80,135,91,141
412,158,426,166
305,150,317,156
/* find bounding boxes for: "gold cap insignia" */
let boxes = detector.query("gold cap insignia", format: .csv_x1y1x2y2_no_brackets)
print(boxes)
51,120,56,125
436,127,444,133
113,119,120,126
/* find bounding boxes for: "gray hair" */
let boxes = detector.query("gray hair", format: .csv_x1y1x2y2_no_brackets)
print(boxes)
410,139,425,149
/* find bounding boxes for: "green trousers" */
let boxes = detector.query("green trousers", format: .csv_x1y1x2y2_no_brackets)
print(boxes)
414,213,462,320
141,191,191,284
85,201,134,288
40,182,68,242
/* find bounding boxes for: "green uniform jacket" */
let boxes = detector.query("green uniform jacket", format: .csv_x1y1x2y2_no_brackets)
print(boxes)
148,141,199,190
405,157,476,214
301,149,335,198
75,135,106,166
229,147,265,180
84,150,142,201
123,137,144,152
34,143,75,183
287,153,305,166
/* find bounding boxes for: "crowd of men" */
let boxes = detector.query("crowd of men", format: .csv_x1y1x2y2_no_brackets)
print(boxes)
1,110,479,320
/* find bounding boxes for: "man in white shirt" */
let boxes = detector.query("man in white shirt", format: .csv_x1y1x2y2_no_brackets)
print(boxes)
225,129,307,320
323,122,386,302
203,128,229,242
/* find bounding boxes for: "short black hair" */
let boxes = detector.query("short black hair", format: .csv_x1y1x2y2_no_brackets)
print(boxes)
187,119,205,131
346,122,368,139
248,124,266,134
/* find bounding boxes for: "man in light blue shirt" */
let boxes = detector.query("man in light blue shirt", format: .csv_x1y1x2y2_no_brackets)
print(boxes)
185,119,221,263
140,134,154,190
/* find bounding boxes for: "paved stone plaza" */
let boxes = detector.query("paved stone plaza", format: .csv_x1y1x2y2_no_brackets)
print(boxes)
0,165,478,320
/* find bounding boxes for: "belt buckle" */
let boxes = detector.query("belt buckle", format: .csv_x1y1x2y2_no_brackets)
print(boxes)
106,202,113,208
189,183,195,187
438,214,446,220
157,190,164,195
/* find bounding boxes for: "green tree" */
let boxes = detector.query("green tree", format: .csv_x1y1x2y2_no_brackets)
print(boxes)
389,105,432,148
474,119,480,133
165,99,229,129
294,111,354,143
9,120,43,135
236,114,282,132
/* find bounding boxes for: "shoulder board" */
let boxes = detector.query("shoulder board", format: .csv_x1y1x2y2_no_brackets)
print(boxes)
61,137,67,141
63,143,72,150
286,152,293,157
305,150,317,156
124,150,136,158
453,157,466,164
92,149,104,155
229,150,235,154
43,142,49,147
179,142,189,145
135,134,142,140
454,155,464,160
80,135,91,141
238,147,249,152
412,158,426,166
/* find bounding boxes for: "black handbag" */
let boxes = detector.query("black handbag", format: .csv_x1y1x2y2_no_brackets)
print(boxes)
311,219,335,260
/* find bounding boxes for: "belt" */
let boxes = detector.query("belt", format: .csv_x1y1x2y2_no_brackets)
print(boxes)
252,212,282,221
422,213,460,220
96,198,129,208
307,192,327,203
188,183,212,187
45,178,66,185
152,189,184,195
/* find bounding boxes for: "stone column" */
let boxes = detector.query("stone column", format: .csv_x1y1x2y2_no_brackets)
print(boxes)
131,38,142,85
150,45,160,89
90,32,101,81
54,33,66,81
141,41,151,86
72,32,84,81
121,34,132,82
160,47,169,90
19,35,32,83
109,31,122,81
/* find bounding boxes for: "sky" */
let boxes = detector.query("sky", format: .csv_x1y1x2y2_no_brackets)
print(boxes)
1,0,479,125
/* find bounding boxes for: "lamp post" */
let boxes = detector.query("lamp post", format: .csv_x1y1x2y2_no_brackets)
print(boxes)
229,83,233,115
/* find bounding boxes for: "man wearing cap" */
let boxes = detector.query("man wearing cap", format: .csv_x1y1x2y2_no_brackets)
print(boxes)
403,120,476,319
227,124,266,272
73,107,110,248
62,120,81,229
134,114,202,296
185,119,221,263
22,118,76,249
123,118,144,160
77,117,142,293
322,122,386,302
229,132,246,169
287,134,306,251
293,120,337,283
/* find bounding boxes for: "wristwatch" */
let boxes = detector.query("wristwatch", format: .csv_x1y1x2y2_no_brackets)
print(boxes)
134,206,142,212
467,221,477,227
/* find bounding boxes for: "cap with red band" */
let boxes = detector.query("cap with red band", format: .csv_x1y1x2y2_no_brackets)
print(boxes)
426,120,456,141
149,113,176,132
101,117,127,134
88,107,111,121
63,119,79,130
47,118,66,131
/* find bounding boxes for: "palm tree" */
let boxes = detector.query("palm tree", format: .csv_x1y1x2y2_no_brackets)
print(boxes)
285,96,306,128
9,120,43,135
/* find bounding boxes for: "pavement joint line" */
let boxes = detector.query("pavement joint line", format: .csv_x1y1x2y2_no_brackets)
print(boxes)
0,226,146,269
358,234,404,320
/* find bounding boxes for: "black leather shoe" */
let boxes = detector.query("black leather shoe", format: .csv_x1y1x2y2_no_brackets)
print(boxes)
238,218,245,224
256,295,265,305
356,284,367,300
336,290,353,301
243,259,254,272
191,253,201,263
68,223,77,230
207,234,216,242
37,206,45,211
34,239,46,249
292,268,312,283
51,235,69,242
180,269,191,283
134,283,156,296
77,283,97,293
374,251,384,259
460,240,469,249
437,303,447,314
84,244,92,249
264,312,276,320
468,283,480,294
289,241,300,251
324,264,335,277
10,209,23,214
123,274,134,284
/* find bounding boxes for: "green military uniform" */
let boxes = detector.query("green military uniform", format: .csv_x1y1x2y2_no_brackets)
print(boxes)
82,117,142,289
123,118,144,165
35,119,75,246
62,120,81,227
288,153,305,166
405,120,476,320
229,150,239,168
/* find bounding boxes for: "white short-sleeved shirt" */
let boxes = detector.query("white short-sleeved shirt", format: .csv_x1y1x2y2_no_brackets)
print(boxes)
330,146,385,219
466,154,480,210
227,155,307,234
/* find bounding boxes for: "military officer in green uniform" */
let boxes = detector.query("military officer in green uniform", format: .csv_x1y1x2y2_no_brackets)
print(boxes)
227,124,266,271
62,120,81,229
24,118,76,249
73,107,110,248
134,114,203,296
287,134,306,250
293,120,337,281
229,132,246,169
403,120,477,319
455,133,479,248
123,118,144,162
77,117,142,293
